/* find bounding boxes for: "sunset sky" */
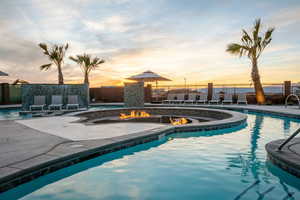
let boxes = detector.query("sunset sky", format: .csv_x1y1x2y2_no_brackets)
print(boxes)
0,0,300,87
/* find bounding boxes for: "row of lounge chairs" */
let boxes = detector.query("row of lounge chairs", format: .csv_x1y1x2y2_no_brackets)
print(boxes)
163,93,247,104
30,95,80,111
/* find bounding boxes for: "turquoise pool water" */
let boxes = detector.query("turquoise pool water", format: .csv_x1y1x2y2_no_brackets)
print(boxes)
0,106,122,120
1,112,300,199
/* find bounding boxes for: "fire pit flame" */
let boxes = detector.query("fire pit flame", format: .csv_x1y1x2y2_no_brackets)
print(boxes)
120,111,150,119
170,117,188,125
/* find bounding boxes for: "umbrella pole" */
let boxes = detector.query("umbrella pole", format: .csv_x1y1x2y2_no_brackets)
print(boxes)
156,81,158,102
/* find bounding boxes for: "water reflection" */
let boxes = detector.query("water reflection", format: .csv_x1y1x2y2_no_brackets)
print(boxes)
229,114,299,200
283,118,291,136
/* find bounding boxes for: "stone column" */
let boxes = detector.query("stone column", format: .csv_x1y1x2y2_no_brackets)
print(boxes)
284,81,291,97
124,82,144,107
144,84,152,103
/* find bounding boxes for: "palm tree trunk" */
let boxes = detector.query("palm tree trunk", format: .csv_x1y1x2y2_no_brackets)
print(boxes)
84,71,90,104
251,58,265,104
57,63,64,84
84,71,89,85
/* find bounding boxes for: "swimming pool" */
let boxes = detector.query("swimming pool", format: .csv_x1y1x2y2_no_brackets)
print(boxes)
1,111,300,199
0,106,122,120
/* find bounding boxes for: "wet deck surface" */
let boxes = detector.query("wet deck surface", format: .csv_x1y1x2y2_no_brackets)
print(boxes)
266,138,300,178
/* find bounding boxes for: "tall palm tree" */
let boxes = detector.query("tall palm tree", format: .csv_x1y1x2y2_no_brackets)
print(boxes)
69,54,105,85
38,43,69,84
226,19,275,104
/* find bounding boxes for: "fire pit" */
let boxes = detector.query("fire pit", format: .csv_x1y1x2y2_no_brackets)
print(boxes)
89,110,192,125
75,107,244,129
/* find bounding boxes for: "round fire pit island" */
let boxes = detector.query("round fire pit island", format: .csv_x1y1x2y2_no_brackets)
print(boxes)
266,138,300,178
75,107,247,133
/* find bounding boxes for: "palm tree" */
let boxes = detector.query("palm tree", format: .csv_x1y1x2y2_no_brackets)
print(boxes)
38,43,69,84
226,19,275,104
69,54,105,85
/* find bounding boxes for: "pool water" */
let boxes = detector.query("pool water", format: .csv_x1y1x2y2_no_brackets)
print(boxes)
0,106,122,120
1,112,300,199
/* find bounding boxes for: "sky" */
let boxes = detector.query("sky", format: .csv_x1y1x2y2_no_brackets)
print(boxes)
0,0,300,87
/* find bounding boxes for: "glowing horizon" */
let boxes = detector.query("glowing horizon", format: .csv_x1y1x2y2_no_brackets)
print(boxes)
0,0,300,87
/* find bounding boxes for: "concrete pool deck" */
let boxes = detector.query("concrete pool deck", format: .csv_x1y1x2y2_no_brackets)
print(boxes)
1,104,300,192
16,116,167,141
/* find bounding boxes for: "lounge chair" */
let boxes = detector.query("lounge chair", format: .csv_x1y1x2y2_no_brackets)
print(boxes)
172,93,185,104
184,93,197,104
49,95,63,110
163,94,176,104
29,96,46,111
222,93,233,104
66,95,79,110
237,93,248,104
208,93,220,104
195,93,207,104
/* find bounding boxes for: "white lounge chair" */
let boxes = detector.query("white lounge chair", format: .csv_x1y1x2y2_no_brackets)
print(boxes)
172,93,185,104
163,94,176,104
195,93,207,104
184,93,197,104
66,95,79,110
237,93,248,104
49,95,63,110
209,93,220,104
29,96,46,111
222,93,233,104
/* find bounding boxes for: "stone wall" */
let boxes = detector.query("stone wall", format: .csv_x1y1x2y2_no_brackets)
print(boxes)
124,82,144,107
21,84,88,110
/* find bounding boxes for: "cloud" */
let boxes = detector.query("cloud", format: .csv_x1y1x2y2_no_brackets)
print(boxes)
1,0,300,85
84,15,132,33
267,7,300,28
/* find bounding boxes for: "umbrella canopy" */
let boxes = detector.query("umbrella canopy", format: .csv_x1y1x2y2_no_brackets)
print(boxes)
0,70,8,76
127,70,171,82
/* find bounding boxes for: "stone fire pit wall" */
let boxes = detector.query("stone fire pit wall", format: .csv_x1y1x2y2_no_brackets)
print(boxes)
76,107,233,122
124,82,144,107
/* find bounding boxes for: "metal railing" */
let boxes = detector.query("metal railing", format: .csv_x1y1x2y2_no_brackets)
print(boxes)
285,94,300,109
278,127,300,151
152,83,284,99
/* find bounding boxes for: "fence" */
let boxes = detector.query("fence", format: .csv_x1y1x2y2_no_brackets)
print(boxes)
0,81,298,105
0,83,22,104
90,84,152,103
151,82,292,104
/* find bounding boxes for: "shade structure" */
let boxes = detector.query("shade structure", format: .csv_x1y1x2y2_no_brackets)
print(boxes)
0,70,8,76
127,70,171,82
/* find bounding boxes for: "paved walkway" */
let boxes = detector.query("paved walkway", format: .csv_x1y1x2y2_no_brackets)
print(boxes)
146,104,300,118
0,120,68,178
16,116,167,141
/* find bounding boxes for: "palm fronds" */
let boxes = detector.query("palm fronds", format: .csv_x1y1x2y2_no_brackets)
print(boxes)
226,18,275,60
69,53,105,84
38,43,69,84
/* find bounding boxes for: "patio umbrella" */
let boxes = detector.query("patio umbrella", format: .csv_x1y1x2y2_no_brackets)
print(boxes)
127,70,171,86
0,70,8,76
127,70,171,101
